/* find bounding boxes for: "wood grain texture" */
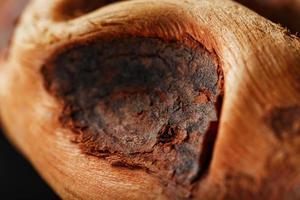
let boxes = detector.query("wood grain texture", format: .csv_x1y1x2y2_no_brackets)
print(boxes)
0,0,299,199
236,0,300,33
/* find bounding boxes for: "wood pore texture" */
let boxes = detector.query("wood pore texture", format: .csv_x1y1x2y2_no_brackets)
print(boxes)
0,0,299,199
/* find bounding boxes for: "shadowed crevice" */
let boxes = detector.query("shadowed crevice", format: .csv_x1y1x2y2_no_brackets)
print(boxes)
52,0,122,21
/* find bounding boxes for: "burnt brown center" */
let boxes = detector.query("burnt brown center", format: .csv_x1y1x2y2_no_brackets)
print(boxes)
42,37,223,197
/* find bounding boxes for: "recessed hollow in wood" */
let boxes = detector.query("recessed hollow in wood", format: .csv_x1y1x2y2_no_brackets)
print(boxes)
52,0,121,21
41,36,223,198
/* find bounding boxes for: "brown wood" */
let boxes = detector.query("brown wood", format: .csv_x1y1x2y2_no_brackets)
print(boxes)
0,0,299,199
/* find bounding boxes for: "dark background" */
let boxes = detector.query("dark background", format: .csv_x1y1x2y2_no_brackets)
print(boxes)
0,129,59,199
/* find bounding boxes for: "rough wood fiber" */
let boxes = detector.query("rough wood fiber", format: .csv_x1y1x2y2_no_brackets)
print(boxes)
0,0,299,199
236,0,300,33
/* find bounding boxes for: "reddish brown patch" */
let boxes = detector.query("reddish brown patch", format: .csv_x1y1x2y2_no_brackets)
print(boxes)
42,36,224,198
265,105,300,139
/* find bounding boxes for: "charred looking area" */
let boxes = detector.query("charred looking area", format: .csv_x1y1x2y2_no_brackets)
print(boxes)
42,37,223,196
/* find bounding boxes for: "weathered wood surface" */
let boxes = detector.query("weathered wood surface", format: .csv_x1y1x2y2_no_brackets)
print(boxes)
0,0,299,199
